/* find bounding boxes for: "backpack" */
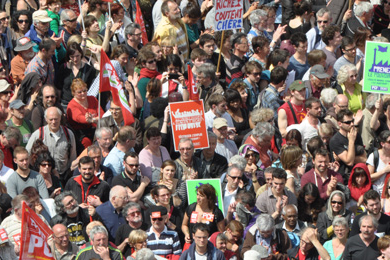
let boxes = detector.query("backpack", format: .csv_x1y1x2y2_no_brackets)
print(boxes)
253,86,278,110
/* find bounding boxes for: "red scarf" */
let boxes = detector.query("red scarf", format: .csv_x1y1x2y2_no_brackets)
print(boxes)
348,163,372,202
139,68,161,80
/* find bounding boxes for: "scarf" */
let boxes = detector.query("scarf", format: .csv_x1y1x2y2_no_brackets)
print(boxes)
348,163,372,202
139,68,161,80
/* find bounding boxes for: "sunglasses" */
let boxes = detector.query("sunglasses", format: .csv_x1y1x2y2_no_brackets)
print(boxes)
0,16,10,21
317,20,328,24
152,217,163,221
41,163,52,167
342,120,354,125
67,18,77,22
245,153,255,158
126,162,139,167
331,201,343,205
146,59,157,64
228,174,242,180
18,19,29,24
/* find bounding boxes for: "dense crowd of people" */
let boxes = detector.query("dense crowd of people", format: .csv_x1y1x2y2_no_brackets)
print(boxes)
0,0,389,259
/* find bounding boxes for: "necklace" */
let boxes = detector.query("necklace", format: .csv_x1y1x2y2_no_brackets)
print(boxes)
291,102,304,113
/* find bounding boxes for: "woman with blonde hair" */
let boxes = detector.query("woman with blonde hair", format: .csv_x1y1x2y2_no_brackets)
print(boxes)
335,64,366,113
127,229,148,260
378,235,390,260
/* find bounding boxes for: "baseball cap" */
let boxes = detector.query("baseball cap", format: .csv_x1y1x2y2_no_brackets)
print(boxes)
289,80,306,91
0,79,10,92
310,64,329,79
33,10,52,23
14,37,36,52
213,118,228,129
150,205,167,219
9,100,26,110
251,245,270,258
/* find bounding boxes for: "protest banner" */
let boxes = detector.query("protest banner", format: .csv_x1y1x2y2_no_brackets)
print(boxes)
20,201,54,260
363,41,390,94
186,179,224,215
169,100,209,151
187,64,199,101
214,0,243,73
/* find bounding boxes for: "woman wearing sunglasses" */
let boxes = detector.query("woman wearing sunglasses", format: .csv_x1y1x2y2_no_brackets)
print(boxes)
317,190,352,244
238,144,265,193
137,49,161,102
11,10,32,47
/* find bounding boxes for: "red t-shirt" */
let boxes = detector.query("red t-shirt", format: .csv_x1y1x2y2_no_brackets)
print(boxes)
278,101,307,126
0,142,12,169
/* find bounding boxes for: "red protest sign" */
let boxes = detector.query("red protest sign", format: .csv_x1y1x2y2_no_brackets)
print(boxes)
169,100,209,151
20,201,54,260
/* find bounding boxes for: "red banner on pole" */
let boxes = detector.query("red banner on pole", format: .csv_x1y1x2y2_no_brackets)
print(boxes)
135,0,148,45
169,100,209,151
187,64,199,101
100,49,135,125
20,201,54,260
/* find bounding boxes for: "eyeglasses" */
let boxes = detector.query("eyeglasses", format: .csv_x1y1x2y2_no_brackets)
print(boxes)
146,59,157,64
245,153,255,158
131,33,142,36
317,20,328,24
342,120,354,125
0,16,10,21
152,217,163,222
44,95,55,99
349,74,358,78
67,18,77,22
54,234,69,240
331,201,343,205
41,163,52,167
128,210,141,217
125,162,139,167
228,174,242,180
18,19,29,24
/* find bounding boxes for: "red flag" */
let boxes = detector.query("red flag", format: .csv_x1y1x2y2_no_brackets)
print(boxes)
20,201,54,260
135,0,148,45
99,50,135,125
187,64,199,101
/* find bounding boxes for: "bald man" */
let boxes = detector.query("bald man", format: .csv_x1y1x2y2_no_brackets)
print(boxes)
96,186,128,242
325,94,349,131
48,224,79,259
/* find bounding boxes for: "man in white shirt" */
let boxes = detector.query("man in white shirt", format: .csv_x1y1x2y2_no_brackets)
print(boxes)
222,165,243,216
205,93,234,131
213,118,238,161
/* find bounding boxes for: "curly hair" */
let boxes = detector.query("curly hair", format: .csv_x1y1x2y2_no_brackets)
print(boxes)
337,64,356,85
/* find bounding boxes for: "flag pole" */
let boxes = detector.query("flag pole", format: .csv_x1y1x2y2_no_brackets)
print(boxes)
98,91,101,128
216,30,224,74
108,2,111,21
78,0,85,31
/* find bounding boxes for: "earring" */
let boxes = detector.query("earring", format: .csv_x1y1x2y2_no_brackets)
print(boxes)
383,254,385,259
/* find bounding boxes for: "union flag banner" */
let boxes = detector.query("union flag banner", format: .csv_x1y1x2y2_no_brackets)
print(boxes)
135,0,148,44
100,49,135,125
19,201,54,260
187,64,199,101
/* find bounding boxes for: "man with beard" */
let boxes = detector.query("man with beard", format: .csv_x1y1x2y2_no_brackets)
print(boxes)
10,37,36,84
51,191,100,246
301,148,343,200
153,0,189,61
256,168,297,224
6,100,34,147
65,156,110,207
287,97,324,151
6,146,49,199
305,65,330,99
205,93,234,131
30,84,65,130
111,151,150,202
350,190,390,236
342,214,381,260
222,165,244,216
115,202,148,257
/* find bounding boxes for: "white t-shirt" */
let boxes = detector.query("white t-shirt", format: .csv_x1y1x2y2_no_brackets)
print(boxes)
367,152,387,196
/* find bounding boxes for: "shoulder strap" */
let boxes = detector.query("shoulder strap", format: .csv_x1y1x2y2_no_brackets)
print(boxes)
61,126,70,142
25,120,34,133
374,149,379,171
145,118,159,130
287,101,299,124
39,126,44,140
5,119,14,127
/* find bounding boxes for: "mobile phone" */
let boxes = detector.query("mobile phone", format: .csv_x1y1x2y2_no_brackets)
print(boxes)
168,73,180,80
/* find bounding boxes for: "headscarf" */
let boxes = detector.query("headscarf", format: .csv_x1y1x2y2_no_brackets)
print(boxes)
348,163,372,202
326,190,347,221
238,144,260,164
18,72,40,104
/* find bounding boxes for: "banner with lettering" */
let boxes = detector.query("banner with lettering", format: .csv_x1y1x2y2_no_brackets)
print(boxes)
186,179,224,216
363,41,390,94
169,100,209,151
20,201,54,260
215,0,243,31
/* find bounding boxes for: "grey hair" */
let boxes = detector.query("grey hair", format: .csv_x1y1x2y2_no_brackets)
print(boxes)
227,165,243,176
87,144,102,154
332,216,348,228
249,9,267,26
122,202,141,216
256,214,275,232
3,126,22,144
228,155,247,171
95,127,113,139
125,23,141,37
252,122,275,140
320,88,337,106
336,64,357,85
109,185,126,200
44,107,63,119
355,2,373,17
60,9,74,22
281,204,298,215
316,7,330,19
366,93,380,109
372,36,389,43
135,248,156,260
54,191,77,214
299,227,320,240
359,214,379,229
216,232,228,241
208,131,217,140
197,63,217,81
90,225,108,241
179,137,194,148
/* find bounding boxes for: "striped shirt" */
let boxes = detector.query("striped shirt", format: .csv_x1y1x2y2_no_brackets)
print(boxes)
146,226,182,258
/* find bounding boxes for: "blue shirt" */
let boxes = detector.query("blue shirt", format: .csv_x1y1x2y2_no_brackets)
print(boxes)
96,201,126,242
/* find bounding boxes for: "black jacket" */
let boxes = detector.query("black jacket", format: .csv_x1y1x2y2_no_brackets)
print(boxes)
194,150,228,178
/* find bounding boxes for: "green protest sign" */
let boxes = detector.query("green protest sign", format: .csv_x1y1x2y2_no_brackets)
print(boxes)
186,179,224,216
363,41,390,94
